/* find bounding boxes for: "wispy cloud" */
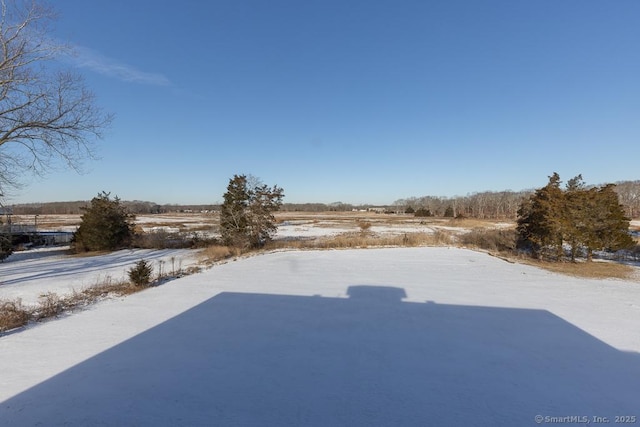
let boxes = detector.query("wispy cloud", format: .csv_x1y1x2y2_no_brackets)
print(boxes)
69,46,171,86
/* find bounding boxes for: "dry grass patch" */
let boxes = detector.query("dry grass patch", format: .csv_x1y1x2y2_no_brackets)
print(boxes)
198,245,238,265
25,214,82,230
32,278,140,322
519,258,636,280
459,228,518,253
268,231,454,250
356,220,372,233
445,218,514,229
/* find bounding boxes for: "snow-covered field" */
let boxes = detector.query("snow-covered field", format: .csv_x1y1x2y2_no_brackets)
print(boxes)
0,247,201,305
1,247,640,426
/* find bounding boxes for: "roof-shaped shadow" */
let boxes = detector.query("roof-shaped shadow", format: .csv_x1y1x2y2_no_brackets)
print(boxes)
2,285,639,426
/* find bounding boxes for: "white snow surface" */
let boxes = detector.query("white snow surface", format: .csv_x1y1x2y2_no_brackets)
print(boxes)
0,247,200,305
1,247,640,426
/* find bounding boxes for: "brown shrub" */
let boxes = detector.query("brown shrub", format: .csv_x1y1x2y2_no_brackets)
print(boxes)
0,299,31,332
356,220,372,234
459,228,518,253
33,292,68,320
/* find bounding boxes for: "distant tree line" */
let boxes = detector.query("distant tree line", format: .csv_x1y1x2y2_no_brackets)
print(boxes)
6,180,640,219
394,191,531,219
9,201,219,215
395,180,640,220
614,180,640,219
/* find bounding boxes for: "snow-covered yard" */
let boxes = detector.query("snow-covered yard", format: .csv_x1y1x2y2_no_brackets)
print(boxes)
1,247,639,426
0,247,201,305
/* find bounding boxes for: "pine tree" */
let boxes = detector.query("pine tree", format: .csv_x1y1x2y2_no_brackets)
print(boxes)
563,175,587,261
72,192,136,252
220,175,284,248
518,174,634,262
220,175,251,247
582,184,634,261
517,173,565,259
128,259,153,287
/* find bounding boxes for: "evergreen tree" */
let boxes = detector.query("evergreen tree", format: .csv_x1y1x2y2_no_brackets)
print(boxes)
518,174,634,262
443,206,454,217
72,192,136,252
582,184,634,261
517,173,564,259
563,175,587,261
220,175,284,248
220,175,250,247
128,259,153,287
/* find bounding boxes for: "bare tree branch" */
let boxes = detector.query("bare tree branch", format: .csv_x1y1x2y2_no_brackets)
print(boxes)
0,0,112,196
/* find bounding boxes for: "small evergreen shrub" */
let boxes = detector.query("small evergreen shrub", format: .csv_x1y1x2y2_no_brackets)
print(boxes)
128,259,153,287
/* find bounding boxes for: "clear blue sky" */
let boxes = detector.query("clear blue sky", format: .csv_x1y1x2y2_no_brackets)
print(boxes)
10,0,640,205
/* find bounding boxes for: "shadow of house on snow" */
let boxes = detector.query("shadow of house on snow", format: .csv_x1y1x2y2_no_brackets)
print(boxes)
2,285,640,426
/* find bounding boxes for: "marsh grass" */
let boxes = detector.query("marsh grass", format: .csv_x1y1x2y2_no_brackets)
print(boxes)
267,231,454,250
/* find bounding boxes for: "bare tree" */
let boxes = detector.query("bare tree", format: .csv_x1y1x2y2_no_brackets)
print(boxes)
0,0,111,195
614,180,640,219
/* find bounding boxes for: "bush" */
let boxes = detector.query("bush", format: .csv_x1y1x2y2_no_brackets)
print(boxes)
34,292,67,320
357,220,372,233
460,228,518,252
72,192,136,253
0,234,12,261
0,299,31,332
414,208,432,217
128,259,153,287
134,230,217,250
